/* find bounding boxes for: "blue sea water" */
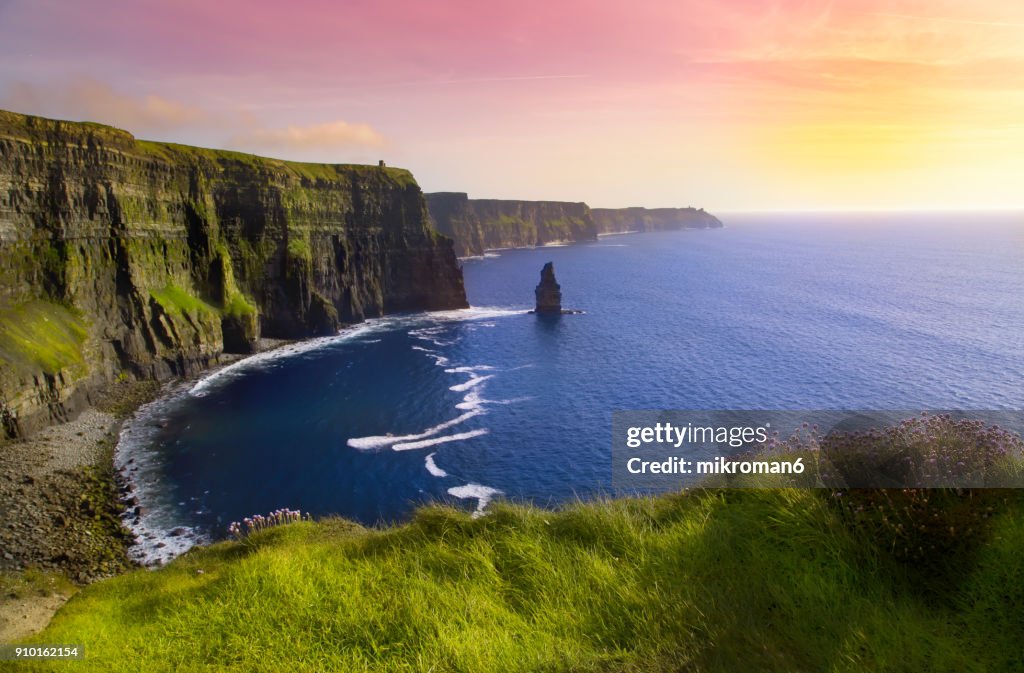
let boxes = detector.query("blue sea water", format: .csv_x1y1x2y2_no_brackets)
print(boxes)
118,212,1024,562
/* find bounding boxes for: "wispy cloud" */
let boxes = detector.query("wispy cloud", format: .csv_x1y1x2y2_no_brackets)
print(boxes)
0,77,387,154
874,12,1024,29
0,77,206,130
228,120,384,151
373,74,591,88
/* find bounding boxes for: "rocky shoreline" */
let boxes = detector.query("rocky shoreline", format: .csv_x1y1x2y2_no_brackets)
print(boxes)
0,336,296,585
0,381,161,584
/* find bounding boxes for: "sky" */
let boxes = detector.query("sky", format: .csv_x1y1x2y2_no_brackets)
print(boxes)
1,0,1023,212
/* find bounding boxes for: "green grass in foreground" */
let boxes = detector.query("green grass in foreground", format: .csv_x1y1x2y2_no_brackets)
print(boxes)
12,488,1024,672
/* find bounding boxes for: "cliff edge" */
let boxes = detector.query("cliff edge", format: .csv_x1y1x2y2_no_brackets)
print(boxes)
0,110,467,438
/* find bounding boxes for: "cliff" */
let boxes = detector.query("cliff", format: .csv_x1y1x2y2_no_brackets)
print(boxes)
591,207,723,234
0,110,467,438
426,193,722,256
426,192,597,257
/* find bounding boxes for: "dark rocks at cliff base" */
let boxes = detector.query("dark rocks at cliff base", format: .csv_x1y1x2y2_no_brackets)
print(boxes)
534,262,562,313
0,407,137,583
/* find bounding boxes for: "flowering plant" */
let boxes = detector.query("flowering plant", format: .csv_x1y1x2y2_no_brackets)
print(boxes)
228,508,310,540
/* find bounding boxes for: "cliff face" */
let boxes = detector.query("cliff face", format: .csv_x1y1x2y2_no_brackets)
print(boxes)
426,193,722,256
591,207,722,234
0,110,467,438
426,192,597,257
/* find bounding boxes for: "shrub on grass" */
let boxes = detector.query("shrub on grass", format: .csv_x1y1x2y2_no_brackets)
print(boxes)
806,414,1024,581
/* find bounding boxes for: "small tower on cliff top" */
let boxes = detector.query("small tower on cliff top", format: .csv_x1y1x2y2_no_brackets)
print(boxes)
534,262,562,314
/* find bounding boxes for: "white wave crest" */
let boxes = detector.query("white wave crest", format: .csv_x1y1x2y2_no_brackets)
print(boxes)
393,428,489,451
444,365,496,374
410,345,450,367
190,321,387,397
457,390,533,411
425,452,449,477
347,410,483,451
424,307,530,322
447,483,503,517
449,375,494,393
115,394,210,566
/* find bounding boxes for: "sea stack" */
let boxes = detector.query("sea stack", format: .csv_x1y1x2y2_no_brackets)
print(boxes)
534,262,562,314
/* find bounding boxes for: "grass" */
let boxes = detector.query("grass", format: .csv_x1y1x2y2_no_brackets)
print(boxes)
286,238,312,263
12,487,1024,672
222,291,257,319
0,300,88,375
148,285,218,319
0,570,75,601
133,139,417,187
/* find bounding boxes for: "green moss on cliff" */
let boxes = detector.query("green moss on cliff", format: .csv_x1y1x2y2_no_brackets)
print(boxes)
0,300,88,375
211,246,258,319
287,237,312,263
0,110,135,149
149,285,218,319
543,217,579,239
223,292,257,319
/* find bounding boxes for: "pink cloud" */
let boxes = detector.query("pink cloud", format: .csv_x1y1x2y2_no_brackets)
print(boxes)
0,77,207,130
228,120,385,151
0,78,386,157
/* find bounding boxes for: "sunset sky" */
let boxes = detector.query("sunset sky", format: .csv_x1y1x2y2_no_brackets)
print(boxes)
1,0,1023,212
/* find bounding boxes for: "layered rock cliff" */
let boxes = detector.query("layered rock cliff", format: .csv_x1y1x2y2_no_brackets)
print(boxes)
426,193,722,257
591,207,722,234
426,192,597,257
0,110,467,438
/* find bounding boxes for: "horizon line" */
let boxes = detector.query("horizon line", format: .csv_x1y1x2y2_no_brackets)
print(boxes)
709,206,1024,215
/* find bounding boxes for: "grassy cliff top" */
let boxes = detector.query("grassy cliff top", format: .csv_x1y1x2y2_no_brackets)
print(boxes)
0,108,417,188
14,486,1024,672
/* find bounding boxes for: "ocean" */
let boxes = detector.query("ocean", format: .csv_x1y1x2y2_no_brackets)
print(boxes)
116,211,1024,563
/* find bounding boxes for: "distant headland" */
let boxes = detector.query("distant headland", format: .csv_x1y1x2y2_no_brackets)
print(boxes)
425,192,722,257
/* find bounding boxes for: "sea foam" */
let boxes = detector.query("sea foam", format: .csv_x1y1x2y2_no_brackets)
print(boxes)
449,374,494,393
425,452,448,477
347,410,483,451
393,428,489,451
447,483,504,517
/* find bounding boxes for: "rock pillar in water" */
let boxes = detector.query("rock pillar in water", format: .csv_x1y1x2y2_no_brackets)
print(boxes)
534,262,562,313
